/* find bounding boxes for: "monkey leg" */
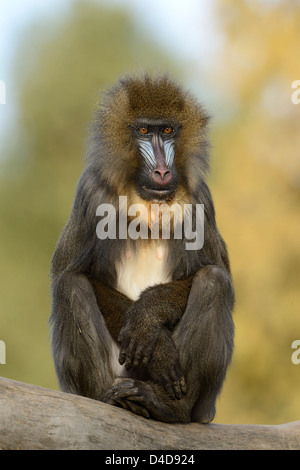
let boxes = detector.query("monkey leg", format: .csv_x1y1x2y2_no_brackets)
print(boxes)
103,265,234,423
50,273,128,401
174,265,235,423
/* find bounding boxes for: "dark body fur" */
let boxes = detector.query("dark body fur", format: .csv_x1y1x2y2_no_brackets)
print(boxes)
50,74,235,423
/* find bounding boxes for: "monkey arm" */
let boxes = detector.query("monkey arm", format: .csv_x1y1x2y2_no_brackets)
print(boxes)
90,278,133,342
90,276,192,400
119,276,193,352
118,275,194,371
137,276,194,329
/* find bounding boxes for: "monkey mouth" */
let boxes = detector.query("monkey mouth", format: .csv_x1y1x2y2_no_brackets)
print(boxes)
142,187,176,202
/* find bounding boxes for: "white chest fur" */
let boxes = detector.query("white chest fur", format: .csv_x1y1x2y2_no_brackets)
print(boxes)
115,242,171,300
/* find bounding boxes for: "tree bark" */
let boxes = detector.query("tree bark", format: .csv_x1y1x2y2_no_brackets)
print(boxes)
0,376,299,450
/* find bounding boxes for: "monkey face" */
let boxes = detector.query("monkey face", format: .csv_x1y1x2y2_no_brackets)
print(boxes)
92,74,210,199
131,119,180,202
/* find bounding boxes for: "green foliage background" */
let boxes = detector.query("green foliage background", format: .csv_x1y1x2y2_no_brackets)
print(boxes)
0,0,299,425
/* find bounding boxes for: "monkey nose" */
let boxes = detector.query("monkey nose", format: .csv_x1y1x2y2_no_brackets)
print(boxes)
151,168,172,185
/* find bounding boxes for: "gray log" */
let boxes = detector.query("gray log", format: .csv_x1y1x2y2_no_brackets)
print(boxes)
0,376,299,450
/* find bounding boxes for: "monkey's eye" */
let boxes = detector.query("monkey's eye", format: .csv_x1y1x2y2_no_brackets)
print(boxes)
163,127,173,135
139,127,149,134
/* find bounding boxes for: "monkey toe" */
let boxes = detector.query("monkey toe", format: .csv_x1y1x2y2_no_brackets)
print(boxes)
123,400,150,419
103,378,138,402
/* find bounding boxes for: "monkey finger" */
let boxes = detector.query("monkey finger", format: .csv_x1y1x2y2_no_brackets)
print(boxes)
140,343,156,367
118,349,126,365
167,364,184,400
160,372,176,400
125,354,134,370
141,354,151,368
179,376,187,395
132,351,142,369
118,337,134,366
166,373,181,400
118,341,129,365
132,342,148,369
124,339,138,369
174,362,187,394
172,381,182,400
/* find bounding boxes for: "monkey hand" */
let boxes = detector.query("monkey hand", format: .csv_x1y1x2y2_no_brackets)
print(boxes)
118,302,164,370
147,329,187,400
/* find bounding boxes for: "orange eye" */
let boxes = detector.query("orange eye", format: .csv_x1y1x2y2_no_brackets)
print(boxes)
163,127,173,134
139,127,148,134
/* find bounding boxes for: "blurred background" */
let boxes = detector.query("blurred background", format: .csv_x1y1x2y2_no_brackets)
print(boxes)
0,0,299,425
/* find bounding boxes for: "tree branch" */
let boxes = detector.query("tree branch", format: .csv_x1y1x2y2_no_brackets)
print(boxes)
0,376,299,450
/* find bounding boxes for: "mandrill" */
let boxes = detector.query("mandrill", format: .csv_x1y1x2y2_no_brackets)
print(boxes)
50,73,235,423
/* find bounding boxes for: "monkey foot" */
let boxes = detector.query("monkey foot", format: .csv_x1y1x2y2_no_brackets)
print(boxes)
103,377,189,423
103,377,151,418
